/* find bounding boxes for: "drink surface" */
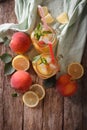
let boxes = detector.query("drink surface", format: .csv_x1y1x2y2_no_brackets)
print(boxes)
31,23,57,53
32,53,59,79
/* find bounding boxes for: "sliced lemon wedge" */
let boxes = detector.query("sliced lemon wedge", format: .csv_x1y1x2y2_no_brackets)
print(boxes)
41,13,54,24
56,12,69,24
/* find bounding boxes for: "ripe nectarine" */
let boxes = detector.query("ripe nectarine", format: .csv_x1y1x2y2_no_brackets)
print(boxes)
9,32,31,54
10,70,32,93
56,74,78,96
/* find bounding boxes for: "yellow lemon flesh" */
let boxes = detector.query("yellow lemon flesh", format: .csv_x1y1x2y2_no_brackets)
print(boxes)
12,55,30,71
22,91,39,108
56,12,69,24
30,84,45,100
67,62,84,80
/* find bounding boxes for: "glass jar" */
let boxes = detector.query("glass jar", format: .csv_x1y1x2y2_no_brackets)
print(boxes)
32,53,60,79
31,23,58,53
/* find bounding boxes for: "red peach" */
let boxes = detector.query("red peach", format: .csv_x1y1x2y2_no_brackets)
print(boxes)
9,32,31,54
56,74,78,96
10,70,32,93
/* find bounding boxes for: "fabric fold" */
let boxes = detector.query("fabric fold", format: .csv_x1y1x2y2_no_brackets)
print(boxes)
0,0,87,73
0,0,42,41
58,0,87,73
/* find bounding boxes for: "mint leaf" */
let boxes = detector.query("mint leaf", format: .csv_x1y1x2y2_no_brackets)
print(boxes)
40,57,48,64
11,93,18,97
4,62,15,75
43,31,52,34
32,55,41,63
0,36,10,46
34,23,43,40
0,53,12,63
37,23,42,30
34,23,52,40
34,32,42,40
4,37,11,46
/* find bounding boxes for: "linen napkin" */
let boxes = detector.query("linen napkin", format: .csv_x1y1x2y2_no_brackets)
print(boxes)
57,0,87,73
0,0,42,41
42,0,87,73
0,0,87,73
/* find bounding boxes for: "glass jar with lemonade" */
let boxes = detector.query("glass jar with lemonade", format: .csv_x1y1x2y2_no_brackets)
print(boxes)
31,23,57,53
32,53,60,79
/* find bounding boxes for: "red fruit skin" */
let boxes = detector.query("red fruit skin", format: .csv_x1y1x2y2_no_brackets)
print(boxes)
56,74,78,97
57,74,71,86
9,32,31,54
10,71,32,93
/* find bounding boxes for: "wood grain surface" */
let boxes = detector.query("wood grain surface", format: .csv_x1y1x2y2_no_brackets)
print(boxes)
0,0,87,130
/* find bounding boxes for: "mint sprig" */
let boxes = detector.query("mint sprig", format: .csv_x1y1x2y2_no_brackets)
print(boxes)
42,30,52,34
34,23,43,40
4,62,15,75
34,23,52,40
0,53,12,63
40,57,48,65
32,55,48,65
0,53,15,75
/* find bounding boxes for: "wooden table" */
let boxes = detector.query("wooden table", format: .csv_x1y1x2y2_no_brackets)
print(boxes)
0,1,87,130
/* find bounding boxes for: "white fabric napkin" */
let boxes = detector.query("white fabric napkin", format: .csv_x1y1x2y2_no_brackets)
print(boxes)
0,0,87,73
57,0,87,73
0,0,42,40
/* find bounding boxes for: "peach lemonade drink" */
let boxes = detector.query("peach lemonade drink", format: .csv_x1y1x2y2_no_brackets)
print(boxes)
31,23,57,53
32,53,60,79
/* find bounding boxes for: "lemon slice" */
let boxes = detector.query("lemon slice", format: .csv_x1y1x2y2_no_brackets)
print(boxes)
22,91,39,108
30,84,45,100
42,6,48,16
41,13,54,24
38,6,48,17
12,55,30,71
67,62,84,80
36,58,53,76
56,12,69,24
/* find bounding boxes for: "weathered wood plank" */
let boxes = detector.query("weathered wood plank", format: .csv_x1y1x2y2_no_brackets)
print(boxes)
0,1,24,130
24,102,43,130
43,88,63,130
63,38,87,130
23,68,43,130
82,75,87,130
3,78,23,130
0,1,87,130
64,88,83,130
81,38,87,130
0,0,16,24
0,72,3,129
0,46,4,130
